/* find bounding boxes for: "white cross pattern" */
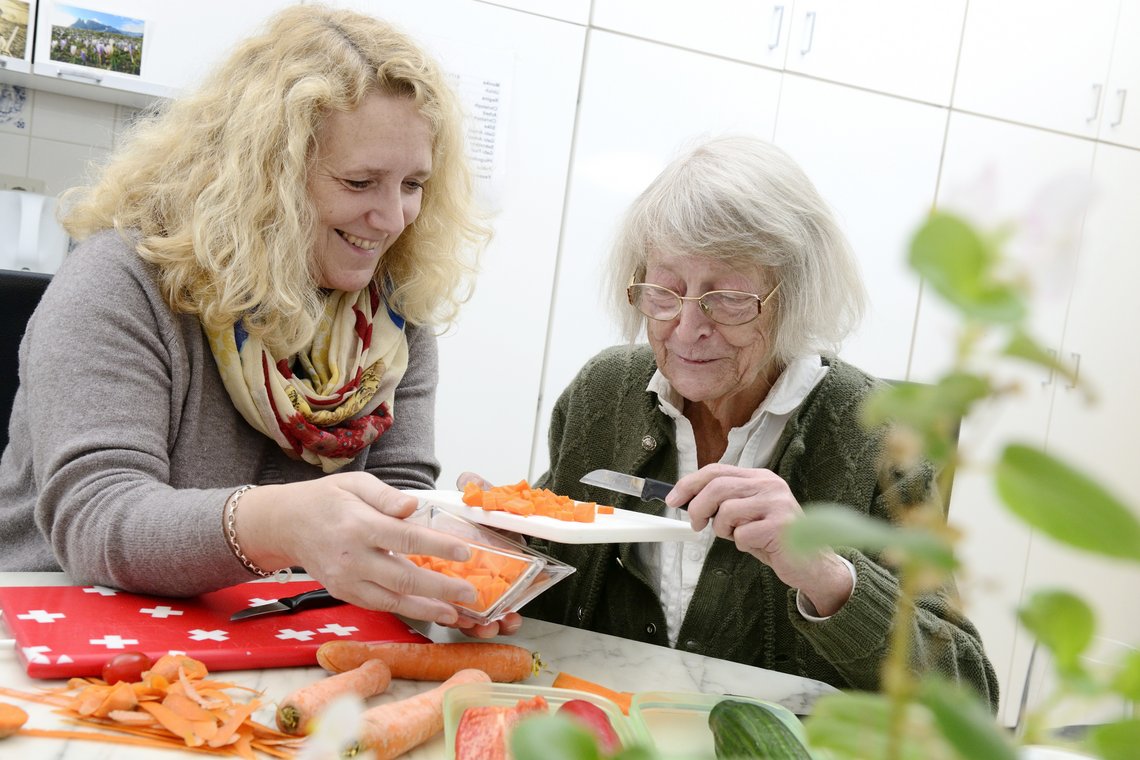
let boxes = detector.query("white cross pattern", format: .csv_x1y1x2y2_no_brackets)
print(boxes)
82,586,118,596
139,605,184,619
22,645,51,664
317,623,359,637
276,628,316,642
188,629,229,642
89,635,140,650
17,609,66,624
246,597,278,607
57,655,74,664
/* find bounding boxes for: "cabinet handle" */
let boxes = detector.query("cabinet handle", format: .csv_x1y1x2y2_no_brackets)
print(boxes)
1087,83,1103,123
1066,352,1081,390
56,69,103,84
768,5,785,50
800,11,816,55
1111,88,1127,127
1042,349,1057,388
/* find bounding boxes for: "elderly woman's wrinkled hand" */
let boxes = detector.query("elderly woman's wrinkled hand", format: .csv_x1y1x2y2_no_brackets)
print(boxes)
671,463,853,615
239,473,480,626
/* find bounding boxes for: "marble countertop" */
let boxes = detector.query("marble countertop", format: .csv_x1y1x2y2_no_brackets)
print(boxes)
0,572,836,758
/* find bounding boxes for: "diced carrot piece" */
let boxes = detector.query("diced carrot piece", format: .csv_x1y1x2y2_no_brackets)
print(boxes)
598,505,614,514
503,498,534,516
462,481,484,507
573,502,596,523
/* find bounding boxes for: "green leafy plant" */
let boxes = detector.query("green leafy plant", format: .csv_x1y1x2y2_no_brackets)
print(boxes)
785,210,1140,760
510,208,1140,760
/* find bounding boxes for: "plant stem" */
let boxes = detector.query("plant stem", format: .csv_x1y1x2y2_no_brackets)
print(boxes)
882,561,921,760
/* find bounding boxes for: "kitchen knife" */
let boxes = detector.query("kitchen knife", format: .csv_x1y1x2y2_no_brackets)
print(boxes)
230,587,345,621
579,469,685,509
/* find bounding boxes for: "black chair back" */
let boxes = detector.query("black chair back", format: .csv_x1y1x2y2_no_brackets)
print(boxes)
1,269,52,454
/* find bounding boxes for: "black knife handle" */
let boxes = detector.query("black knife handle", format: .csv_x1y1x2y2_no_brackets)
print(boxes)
642,477,686,509
283,588,343,612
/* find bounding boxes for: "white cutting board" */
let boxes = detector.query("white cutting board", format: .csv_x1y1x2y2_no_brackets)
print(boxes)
405,489,699,544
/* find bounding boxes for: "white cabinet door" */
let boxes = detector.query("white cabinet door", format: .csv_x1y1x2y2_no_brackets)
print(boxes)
531,30,782,480
1099,0,1140,149
954,0,1119,137
772,75,946,382
29,0,293,103
784,0,966,105
479,0,591,25
592,0,794,68
1020,143,1140,707
913,112,1097,725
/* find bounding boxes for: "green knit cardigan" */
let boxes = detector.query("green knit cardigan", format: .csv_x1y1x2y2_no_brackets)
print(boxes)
523,345,999,713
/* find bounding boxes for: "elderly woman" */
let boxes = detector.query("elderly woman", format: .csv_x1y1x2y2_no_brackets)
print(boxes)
0,5,492,626
505,136,998,710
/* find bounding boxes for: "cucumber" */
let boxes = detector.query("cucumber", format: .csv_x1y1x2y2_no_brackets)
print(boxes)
708,699,812,759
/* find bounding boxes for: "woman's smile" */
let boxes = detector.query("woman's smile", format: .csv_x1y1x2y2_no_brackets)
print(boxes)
336,229,383,252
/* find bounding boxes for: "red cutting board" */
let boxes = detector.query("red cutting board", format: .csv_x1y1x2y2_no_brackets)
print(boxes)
0,580,428,679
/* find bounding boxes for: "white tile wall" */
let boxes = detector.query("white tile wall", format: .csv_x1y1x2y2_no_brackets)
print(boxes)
0,85,137,195
0,83,30,134
28,137,109,195
0,131,28,175
31,90,117,147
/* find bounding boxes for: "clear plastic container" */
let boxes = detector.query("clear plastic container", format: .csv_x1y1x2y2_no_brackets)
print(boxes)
628,691,809,758
405,505,575,625
443,682,651,758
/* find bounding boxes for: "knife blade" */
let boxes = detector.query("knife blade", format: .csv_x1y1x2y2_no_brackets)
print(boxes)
579,469,685,509
230,588,345,621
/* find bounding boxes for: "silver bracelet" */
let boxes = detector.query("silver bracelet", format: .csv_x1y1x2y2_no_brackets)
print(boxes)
223,484,288,580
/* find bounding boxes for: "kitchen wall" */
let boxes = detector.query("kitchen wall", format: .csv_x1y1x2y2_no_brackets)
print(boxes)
0,83,135,195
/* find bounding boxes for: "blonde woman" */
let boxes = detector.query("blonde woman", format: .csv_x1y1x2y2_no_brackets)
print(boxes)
0,4,491,626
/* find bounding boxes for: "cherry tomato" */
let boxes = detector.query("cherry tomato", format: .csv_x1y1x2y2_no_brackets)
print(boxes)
557,699,622,753
101,651,154,684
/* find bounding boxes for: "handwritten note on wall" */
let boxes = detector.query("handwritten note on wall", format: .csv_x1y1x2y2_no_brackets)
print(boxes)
427,36,514,209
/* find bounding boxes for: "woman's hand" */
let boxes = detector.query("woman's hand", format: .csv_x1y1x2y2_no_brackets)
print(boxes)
455,471,494,490
234,473,478,625
670,463,853,616
448,611,524,639
449,473,528,637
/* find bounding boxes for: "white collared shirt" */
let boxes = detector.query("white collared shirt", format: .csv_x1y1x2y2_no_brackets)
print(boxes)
637,355,835,646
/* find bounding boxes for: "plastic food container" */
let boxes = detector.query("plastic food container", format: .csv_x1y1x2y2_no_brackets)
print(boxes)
629,690,809,758
405,505,574,626
443,682,651,758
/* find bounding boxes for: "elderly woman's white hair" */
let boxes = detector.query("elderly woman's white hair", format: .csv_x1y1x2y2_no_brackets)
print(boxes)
607,135,867,365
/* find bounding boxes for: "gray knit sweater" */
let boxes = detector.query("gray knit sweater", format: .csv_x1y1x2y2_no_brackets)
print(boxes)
523,344,999,712
0,230,440,593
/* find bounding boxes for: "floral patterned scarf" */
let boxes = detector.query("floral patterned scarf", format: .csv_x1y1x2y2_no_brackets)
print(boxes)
204,283,408,473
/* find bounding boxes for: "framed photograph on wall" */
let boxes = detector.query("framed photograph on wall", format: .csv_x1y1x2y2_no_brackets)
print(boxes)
0,0,31,60
49,3,144,76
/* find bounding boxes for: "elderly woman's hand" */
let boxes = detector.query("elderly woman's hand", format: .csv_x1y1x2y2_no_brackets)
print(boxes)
671,463,854,617
234,473,480,625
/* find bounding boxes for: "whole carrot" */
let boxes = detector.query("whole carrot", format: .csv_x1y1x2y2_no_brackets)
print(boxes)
316,641,542,682
276,659,392,735
347,668,491,759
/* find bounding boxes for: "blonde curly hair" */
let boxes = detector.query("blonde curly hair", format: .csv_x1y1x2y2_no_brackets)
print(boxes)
61,4,490,355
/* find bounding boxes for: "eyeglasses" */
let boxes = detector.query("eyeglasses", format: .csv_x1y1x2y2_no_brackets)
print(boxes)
626,280,781,326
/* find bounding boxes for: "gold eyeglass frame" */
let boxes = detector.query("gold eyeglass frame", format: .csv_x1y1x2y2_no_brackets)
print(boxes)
626,278,782,326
